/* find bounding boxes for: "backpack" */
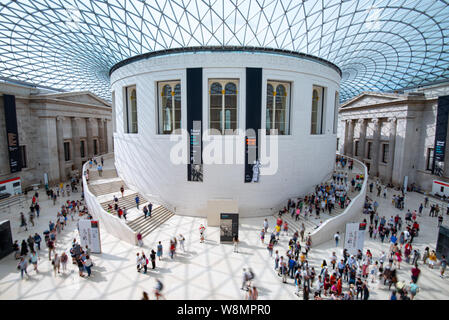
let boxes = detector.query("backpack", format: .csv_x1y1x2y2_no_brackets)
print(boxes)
249,271,254,280
146,258,149,265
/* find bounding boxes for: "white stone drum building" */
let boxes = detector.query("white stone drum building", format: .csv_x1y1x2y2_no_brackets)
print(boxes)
111,47,341,217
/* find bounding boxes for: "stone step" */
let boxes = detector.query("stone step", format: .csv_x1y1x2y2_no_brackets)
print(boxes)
88,169,118,181
126,206,175,238
100,192,146,211
88,180,128,197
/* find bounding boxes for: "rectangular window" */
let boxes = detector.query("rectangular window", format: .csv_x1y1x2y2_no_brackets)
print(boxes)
333,92,339,134
354,140,359,157
19,145,27,168
382,144,389,163
93,139,98,155
311,85,326,134
266,81,291,135
80,140,86,158
367,141,372,159
64,142,71,161
124,85,138,133
158,81,181,134
426,148,434,171
209,79,239,134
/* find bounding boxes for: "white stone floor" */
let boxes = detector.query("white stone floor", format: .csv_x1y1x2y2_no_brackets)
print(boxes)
1,184,449,300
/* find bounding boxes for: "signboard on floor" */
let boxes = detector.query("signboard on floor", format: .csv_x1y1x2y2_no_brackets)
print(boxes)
78,219,101,253
436,226,449,260
344,222,365,255
220,213,239,242
0,220,13,260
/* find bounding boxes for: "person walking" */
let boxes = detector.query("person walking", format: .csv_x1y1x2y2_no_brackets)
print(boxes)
29,250,39,273
17,257,29,280
263,219,268,233
157,241,163,260
83,255,93,277
334,232,340,247
61,252,68,273
137,232,143,247
52,253,61,276
199,224,205,243
48,239,55,261
150,249,156,269
233,234,239,253
135,195,140,209
440,255,447,278
178,234,185,251
148,203,153,218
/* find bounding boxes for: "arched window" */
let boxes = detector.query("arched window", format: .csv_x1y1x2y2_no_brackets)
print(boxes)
266,81,290,135
158,81,181,134
209,80,238,134
125,85,138,134
311,85,325,135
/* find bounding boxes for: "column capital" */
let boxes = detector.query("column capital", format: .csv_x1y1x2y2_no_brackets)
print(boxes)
346,119,353,125
388,117,397,123
56,116,65,121
86,117,96,123
72,117,83,122
371,118,380,125
357,118,366,124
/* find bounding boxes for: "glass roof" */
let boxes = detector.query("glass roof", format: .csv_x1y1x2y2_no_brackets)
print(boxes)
0,0,448,102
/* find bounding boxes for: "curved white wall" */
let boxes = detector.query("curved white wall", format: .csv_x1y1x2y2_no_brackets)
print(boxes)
111,50,341,217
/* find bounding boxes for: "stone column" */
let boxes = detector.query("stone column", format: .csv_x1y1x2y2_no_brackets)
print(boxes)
71,117,82,172
358,118,367,160
86,118,95,158
103,119,108,154
98,118,105,154
56,116,66,182
346,119,355,157
371,118,381,177
387,117,397,183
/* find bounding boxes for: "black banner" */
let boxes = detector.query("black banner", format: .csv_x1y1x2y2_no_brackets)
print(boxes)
3,95,21,173
220,213,239,242
245,68,262,183
433,96,449,173
436,225,449,260
187,68,203,181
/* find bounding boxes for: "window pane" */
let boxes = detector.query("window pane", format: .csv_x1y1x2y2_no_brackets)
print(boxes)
275,85,287,135
266,84,274,133
130,89,137,133
162,85,173,133
210,83,223,133
174,83,181,130
311,89,319,134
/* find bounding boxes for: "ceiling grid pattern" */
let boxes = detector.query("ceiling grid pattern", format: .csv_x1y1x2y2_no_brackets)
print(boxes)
0,0,448,101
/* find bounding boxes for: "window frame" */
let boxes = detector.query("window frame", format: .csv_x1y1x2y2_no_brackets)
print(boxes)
93,139,98,155
366,141,372,159
124,85,138,134
426,147,434,171
266,80,291,135
354,140,359,157
381,143,389,163
157,80,182,135
80,140,86,158
208,79,239,135
311,85,326,135
19,145,27,168
63,141,71,162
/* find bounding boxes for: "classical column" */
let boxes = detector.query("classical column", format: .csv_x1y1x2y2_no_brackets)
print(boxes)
71,117,82,171
358,118,367,160
56,116,66,182
371,118,381,177
86,118,95,158
387,117,397,182
98,118,105,154
347,119,355,157
103,119,108,154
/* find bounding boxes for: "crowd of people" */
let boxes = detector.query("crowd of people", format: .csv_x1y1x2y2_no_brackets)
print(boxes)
13,182,95,280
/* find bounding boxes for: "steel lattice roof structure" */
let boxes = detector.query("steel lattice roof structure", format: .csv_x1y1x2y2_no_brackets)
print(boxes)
0,0,448,102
